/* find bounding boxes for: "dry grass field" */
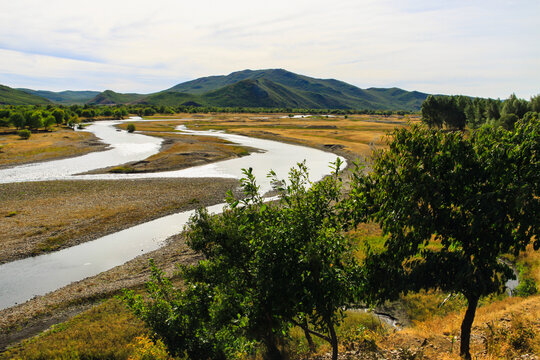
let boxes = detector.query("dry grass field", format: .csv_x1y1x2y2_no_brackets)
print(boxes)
0,127,106,168
162,113,419,160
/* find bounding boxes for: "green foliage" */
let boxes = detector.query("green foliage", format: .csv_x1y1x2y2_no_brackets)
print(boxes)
350,119,540,359
43,114,56,130
514,279,537,297
17,129,31,139
420,93,539,129
51,108,65,124
124,161,361,360
27,110,43,130
127,123,136,133
10,112,25,129
421,95,466,129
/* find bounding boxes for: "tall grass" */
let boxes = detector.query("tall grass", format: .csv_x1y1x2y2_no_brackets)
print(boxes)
1,299,147,360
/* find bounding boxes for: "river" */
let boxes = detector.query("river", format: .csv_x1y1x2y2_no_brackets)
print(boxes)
0,118,345,310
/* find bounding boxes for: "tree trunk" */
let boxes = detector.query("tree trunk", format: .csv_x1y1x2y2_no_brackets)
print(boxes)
460,295,479,360
263,334,282,360
327,320,338,360
302,319,316,353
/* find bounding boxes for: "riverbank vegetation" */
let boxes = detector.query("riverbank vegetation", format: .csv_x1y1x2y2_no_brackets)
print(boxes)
118,118,538,360
1,102,538,359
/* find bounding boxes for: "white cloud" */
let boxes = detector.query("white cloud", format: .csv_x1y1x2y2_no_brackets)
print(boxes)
0,0,538,98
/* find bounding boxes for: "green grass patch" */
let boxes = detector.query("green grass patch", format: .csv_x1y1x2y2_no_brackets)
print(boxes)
109,166,136,173
1,299,147,360
34,235,67,253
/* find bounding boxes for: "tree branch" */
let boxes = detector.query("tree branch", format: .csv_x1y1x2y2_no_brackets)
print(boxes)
291,319,331,343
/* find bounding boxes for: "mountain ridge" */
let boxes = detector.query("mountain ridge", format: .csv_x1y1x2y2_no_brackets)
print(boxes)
11,69,430,110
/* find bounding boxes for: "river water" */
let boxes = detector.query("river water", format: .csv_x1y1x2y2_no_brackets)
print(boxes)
0,118,344,310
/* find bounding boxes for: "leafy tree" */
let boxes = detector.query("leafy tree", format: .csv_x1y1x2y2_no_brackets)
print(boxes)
421,95,444,128
127,123,136,133
51,108,65,124
421,96,466,130
485,98,501,121
27,110,43,130
143,107,156,116
350,120,539,359
9,112,25,129
499,113,519,130
67,114,80,129
125,161,361,360
531,94,540,112
502,93,529,119
43,115,56,130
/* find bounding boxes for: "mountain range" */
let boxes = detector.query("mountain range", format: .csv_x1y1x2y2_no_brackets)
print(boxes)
2,69,429,110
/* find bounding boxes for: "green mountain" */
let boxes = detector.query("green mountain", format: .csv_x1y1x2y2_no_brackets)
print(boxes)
87,90,146,105
0,85,51,105
18,89,100,104
162,69,428,110
2,69,429,110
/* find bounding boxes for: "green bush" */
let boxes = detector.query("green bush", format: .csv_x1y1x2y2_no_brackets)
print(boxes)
18,129,31,139
127,123,136,133
514,279,538,297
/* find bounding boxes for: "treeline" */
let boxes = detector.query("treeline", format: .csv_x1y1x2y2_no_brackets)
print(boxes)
422,93,540,130
0,104,130,131
0,103,414,131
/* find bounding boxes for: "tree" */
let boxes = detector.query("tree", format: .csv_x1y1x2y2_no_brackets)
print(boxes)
127,123,136,133
9,112,25,129
531,94,540,112
125,161,361,360
421,95,444,128
51,108,65,124
502,93,529,119
43,115,56,131
421,96,466,130
67,114,80,129
27,110,43,130
350,120,539,359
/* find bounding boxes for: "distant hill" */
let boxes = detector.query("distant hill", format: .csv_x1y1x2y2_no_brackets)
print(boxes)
18,89,100,104
3,69,430,110
0,85,50,105
161,69,428,110
87,90,146,105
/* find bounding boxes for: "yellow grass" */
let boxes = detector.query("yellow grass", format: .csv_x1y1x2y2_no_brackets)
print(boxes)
144,113,419,160
0,128,103,167
1,299,147,360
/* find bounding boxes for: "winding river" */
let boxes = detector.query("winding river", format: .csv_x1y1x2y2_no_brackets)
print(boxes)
0,118,345,310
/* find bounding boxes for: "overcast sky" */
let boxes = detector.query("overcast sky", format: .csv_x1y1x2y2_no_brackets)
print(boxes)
0,0,538,98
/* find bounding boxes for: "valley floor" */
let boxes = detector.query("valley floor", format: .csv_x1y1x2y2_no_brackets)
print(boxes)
1,112,537,359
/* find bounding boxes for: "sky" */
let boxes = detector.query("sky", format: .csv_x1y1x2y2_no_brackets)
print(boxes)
0,0,538,99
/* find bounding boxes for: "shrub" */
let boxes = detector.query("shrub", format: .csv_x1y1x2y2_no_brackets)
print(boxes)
514,279,538,297
18,129,31,139
127,123,136,133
